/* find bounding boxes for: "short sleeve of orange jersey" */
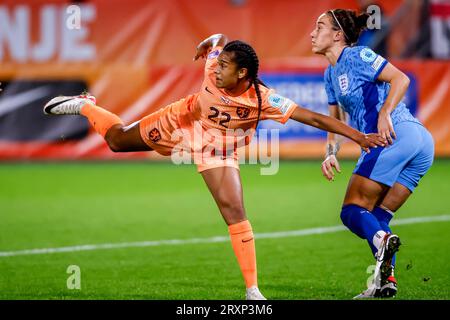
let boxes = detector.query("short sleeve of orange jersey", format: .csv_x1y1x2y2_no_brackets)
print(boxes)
260,90,297,124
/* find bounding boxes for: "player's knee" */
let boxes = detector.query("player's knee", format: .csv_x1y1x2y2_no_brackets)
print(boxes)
219,200,246,219
106,137,122,152
105,127,124,152
224,203,246,217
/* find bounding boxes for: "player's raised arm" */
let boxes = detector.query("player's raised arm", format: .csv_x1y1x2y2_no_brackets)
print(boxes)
193,34,228,61
289,105,387,153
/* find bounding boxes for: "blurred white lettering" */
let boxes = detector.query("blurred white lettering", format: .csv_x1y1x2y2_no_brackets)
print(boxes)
0,6,28,62
66,5,81,30
367,5,381,30
61,5,96,61
0,5,96,62
32,6,56,62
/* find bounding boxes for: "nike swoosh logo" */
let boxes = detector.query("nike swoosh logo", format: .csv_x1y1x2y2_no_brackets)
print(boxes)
205,86,214,95
44,98,74,113
242,237,253,243
0,86,52,117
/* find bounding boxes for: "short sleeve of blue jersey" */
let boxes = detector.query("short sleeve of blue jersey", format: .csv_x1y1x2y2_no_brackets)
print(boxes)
349,46,388,82
324,66,337,105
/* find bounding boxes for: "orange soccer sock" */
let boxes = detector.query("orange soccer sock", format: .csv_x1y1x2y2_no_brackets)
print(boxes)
228,220,258,288
80,103,124,138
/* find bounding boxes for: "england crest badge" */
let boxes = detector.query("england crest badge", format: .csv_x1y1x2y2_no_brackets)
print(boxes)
338,74,349,95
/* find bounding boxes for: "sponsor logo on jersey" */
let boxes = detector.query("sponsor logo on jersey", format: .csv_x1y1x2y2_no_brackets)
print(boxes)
149,128,161,143
221,96,231,104
360,47,377,63
205,86,214,95
207,49,220,60
237,107,250,119
338,74,349,95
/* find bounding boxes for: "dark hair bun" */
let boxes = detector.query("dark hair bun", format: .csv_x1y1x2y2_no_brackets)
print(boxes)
355,13,370,31
328,9,371,45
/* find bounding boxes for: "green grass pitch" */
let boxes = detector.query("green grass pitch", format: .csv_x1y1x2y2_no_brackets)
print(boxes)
0,160,449,299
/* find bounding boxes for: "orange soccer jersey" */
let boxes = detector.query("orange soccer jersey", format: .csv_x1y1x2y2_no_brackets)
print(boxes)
139,46,297,172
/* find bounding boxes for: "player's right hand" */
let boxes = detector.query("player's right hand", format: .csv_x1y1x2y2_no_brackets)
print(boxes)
321,155,341,181
193,41,211,61
194,34,226,61
377,110,396,145
357,133,387,153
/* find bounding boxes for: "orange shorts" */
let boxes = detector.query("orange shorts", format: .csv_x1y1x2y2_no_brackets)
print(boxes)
139,95,239,172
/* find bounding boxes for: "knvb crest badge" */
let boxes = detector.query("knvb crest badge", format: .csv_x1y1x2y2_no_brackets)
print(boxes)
338,74,349,95
149,128,161,143
237,107,250,119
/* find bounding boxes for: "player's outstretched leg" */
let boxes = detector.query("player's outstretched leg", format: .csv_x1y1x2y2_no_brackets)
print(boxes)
44,93,151,152
201,166,266,300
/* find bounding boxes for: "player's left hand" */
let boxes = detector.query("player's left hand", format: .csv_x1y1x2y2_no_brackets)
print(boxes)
377,109,396,145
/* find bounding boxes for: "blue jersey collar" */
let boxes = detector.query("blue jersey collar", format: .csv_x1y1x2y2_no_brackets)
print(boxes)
337,46,348,64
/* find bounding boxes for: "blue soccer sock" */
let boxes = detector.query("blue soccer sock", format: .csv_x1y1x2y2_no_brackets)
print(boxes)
372,206,396,268
340,204,384,242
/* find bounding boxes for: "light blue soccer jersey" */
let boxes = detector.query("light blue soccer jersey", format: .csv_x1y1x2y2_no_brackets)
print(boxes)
324,46,434,192
324,46,420,134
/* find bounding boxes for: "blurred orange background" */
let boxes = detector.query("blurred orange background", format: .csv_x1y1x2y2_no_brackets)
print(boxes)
0,0,448,160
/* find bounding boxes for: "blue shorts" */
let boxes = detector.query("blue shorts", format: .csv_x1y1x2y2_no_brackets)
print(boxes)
354,121,434,192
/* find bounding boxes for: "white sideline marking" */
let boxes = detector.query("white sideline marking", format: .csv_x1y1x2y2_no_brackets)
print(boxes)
0,215,449,258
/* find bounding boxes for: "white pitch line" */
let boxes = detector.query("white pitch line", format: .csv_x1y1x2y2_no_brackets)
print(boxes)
0,215,449,258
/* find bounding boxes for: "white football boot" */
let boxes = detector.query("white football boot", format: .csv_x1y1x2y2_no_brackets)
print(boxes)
43,93,96,115
380,275,398,298
354,233,401,299
353,283,381,299
245,286,267,300
373,234,401,291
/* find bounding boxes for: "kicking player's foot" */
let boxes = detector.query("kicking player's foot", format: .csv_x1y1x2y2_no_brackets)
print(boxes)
373,234,401,289
245,286,266,300
380,275,398,298
353,284,381,299
44,93,96,115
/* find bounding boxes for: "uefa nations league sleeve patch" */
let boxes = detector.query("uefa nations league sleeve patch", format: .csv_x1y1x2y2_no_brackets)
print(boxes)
268,94,294,115
359,47,386,72
359,48,377,63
